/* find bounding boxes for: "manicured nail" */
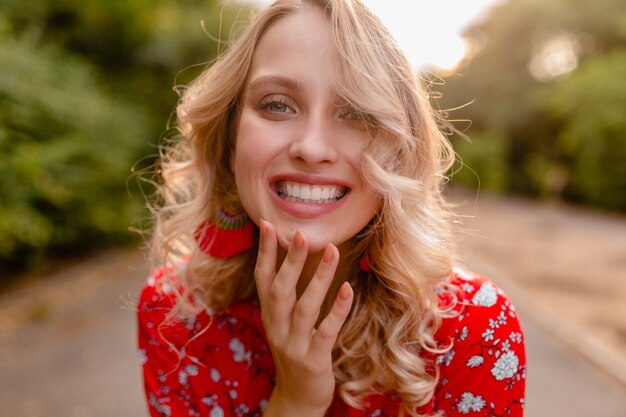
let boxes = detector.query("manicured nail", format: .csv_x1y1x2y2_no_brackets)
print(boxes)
259,218,267,238
323,243,335,263
338,282,352,301
293,231,305,250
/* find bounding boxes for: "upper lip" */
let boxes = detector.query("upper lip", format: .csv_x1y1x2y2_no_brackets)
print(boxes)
269,173,351,189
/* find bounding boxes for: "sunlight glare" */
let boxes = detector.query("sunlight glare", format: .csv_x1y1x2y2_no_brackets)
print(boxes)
236,0,500,71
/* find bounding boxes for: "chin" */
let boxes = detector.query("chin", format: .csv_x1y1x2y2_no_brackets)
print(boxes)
303,238,333,255
274,224,341,254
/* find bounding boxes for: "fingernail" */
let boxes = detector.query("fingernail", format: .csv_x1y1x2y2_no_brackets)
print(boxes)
338,282,352,300
323,243,335,263
293,231,305,250
259,219,267,237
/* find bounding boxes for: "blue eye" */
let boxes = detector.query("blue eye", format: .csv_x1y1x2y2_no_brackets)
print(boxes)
259,96,295,114
267,102,289,113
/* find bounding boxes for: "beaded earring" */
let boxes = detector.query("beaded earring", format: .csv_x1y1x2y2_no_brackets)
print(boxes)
195,208,255,258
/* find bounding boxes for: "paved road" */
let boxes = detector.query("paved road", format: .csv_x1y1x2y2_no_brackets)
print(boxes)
0,249,148,417
0,193,625,417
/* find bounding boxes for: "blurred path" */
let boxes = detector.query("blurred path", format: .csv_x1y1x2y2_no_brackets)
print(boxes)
448,189,626,416
0,191,625,417
449,188,626,371
0,249,149,417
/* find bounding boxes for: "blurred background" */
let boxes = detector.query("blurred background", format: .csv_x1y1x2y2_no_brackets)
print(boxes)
0,0,624,416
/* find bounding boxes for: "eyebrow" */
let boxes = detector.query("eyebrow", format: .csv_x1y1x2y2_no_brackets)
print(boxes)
245,75,304,95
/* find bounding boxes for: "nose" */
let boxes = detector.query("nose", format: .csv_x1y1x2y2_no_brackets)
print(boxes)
288,112,338,166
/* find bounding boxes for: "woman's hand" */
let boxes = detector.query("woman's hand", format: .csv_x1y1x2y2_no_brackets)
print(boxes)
255,219,353,417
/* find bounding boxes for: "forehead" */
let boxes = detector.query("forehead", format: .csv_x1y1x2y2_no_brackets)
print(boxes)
246,6,336,90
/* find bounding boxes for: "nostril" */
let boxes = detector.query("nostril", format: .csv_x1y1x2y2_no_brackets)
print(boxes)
288,136,338,165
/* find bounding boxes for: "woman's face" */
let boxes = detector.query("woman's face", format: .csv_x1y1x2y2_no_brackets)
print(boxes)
233,6,381,255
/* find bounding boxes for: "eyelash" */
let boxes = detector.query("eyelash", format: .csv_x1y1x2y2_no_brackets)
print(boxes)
256,97,373,125
338,107,373,126
340,108,364,120
258,96,294,114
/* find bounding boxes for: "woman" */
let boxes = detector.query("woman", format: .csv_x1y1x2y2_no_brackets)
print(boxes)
137,0,526,416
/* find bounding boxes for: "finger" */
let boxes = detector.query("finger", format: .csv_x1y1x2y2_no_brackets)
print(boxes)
290,243,339,342
309,281,353,357
254,219,278,311
268,231,308,326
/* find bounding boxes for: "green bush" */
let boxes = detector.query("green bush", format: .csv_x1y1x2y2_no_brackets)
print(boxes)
0,1,258,276
450,131,509,193
439,0,626,211
537,51,626,210
0,34,151,270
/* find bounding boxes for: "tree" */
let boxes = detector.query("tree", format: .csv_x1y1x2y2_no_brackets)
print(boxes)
439,0,626,210
0,1,257,275
0,33,150,270
538,51,626,209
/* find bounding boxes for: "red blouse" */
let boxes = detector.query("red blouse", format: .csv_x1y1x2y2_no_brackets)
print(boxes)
137,267,526,416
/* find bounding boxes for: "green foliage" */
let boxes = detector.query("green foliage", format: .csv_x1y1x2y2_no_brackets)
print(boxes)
0,0,250,129
0,1,256,274
0,35,150,268
538,51,626,209
440,0,626,211
450,132,509,193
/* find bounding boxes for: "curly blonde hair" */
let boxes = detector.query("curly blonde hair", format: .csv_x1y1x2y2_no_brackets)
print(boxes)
150,0,456,415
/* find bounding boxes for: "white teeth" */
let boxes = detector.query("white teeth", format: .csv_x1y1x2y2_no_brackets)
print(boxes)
277,181,347,203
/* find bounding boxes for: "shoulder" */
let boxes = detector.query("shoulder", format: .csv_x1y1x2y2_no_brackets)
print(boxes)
435,267,525,359
437,267,522,338
137,265,263,350
137,267,273,416
138,264,260,317
137,265,179,313
431,267,527,416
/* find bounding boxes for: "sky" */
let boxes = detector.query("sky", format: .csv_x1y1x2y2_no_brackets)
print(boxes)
239,0,502,70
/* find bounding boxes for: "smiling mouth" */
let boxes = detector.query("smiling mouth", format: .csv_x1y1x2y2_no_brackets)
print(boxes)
275,180,349,204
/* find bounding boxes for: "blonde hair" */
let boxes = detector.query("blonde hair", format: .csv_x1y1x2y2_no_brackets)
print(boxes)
150,0,456,415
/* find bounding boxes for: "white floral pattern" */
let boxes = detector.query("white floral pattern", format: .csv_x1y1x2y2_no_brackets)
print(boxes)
228,337,248,363
510,331,523,343
437,349,456,367
138,348,147,365
482,328,495,341
491,350,520,380
466,355,484,368
138,266,526,417
209,405,224,417
472,282,497,307
456,392,486,414
209,368,221,382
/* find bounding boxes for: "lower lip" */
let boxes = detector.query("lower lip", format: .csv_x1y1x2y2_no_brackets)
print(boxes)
270,189,348,218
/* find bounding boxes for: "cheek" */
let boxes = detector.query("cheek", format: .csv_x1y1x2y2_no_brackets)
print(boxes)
233,114,257,179
356,170,383,223
360,193,382,225
233,146,256,193
232,119,269,222
233,153,259,223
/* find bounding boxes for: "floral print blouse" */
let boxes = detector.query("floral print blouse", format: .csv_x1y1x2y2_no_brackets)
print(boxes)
137,267,526,417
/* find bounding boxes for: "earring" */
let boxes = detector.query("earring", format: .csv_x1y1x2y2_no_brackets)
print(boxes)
359,253,372,272
195,208,255,258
